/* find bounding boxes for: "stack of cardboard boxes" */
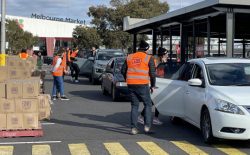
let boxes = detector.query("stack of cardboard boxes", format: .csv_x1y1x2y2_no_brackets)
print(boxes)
0,56,51,131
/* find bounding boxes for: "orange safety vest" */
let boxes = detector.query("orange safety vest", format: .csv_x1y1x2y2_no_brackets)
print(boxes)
70,50,78,58
126,52,151,85
52,56,64,77
67,50,72,62
19,53,29,60
62,53,67,69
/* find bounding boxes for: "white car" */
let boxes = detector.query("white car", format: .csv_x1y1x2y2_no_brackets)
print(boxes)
152,58,250,143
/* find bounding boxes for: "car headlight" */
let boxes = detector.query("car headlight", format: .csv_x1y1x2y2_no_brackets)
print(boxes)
215,99,244,115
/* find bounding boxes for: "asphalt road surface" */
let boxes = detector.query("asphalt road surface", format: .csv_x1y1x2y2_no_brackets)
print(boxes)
1,75,250,155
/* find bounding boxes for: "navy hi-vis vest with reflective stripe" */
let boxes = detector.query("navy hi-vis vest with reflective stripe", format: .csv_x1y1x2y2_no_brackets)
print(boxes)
126,52,150,85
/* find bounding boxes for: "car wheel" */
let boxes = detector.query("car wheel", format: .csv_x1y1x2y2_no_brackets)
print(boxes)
88,76,92,82
112,85,119,101
201,108,214,143
91,74,97,85
101,82,108,95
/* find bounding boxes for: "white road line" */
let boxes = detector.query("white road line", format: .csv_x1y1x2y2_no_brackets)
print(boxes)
0,141,61,145
41,123,55,125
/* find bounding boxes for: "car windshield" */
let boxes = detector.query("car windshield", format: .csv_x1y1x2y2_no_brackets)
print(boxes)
114,58,125,72
97,51,124,60
206,63,250,86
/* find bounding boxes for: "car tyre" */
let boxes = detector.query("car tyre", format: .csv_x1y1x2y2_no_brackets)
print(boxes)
201,108,214,144
101,82,108,95
88,75,92,82
91,74,97,85
112,85,119,101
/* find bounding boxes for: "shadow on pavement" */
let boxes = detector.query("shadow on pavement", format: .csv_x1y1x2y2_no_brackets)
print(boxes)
69,90,113,102
50,112,131,134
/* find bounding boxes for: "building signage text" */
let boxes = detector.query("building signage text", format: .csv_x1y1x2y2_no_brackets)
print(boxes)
31,13,85,24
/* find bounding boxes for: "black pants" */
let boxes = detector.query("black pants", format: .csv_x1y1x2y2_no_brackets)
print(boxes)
141,101,159,118
69,62,80,80
128,84,152,129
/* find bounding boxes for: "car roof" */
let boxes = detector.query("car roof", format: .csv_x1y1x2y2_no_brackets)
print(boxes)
188,57,250,65
98,49,123,52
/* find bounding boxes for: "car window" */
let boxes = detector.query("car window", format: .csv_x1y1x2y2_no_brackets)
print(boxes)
178,63,194,81
106,59,113,71
193,65,204,80
206,63,250,86
172,62,194,81
96,51,124,60
114,58,125,73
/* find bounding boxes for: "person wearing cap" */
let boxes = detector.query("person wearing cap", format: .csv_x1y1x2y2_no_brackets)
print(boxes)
121,40,156,135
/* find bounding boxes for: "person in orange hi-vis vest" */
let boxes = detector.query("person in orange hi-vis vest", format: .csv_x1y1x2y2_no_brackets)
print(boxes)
121,40,156,135
69,48,80,82
19,49,29,60
51,48,69,101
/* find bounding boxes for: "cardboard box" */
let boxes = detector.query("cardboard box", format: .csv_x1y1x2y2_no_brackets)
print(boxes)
0,98,15,113
22,80,39,98
6,80,22,99
27,57,37,70
38,108,51,120
7,113,23,130
15,99,38,113
7,56,18,68
0,67,8,82
38,94,51,109
20,69,32,79
0,83,6,98
8,68,21,80
23,113,39,129
0,114,7,130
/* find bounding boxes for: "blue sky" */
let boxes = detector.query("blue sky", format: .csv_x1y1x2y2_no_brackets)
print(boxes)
3,0,203,24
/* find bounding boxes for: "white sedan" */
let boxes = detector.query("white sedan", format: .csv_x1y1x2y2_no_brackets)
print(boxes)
152,58,250,143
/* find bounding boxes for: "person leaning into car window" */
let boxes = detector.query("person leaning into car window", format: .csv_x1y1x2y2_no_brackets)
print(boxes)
156,47,169,78
121,40,156,135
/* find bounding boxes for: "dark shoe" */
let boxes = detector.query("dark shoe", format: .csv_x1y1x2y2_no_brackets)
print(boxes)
60,96,69,101
52,96,56,101
130,128,139,135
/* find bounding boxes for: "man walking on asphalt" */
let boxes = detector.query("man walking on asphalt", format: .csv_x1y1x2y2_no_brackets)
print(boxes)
121,40,156,135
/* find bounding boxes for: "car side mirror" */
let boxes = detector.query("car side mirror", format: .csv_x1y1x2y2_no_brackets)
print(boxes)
88,57,94,61
188,78,203,87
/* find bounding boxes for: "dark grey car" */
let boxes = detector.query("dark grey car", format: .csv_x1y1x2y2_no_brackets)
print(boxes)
89,49,125,84
101,57,129,101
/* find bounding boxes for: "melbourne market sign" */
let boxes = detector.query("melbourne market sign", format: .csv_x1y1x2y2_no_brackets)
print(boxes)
31,13,85,24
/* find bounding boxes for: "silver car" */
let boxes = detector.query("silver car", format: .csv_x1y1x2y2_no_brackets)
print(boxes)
89,49,125,84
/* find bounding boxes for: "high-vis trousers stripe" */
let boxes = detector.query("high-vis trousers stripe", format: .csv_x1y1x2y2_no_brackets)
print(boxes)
0,146,14,155
171,141,208,155
68,143,91,155
137,142,169,155
32,145,52,155
104,142,129,155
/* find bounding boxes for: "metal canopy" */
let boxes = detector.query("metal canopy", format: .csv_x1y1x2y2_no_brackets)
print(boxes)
124,0,250,39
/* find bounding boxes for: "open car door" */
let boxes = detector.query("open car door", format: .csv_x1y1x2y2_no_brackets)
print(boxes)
151,62,194,118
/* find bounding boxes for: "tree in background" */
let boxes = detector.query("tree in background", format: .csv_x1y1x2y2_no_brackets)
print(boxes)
73,26,101,49
87,0,169,49
6,20,39,54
